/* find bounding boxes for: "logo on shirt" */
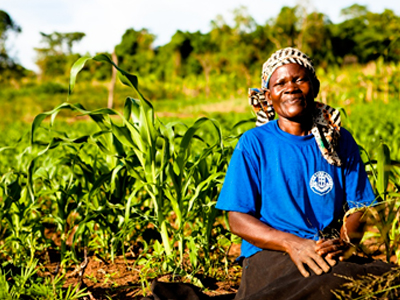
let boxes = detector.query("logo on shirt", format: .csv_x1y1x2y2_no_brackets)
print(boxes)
310,171,333,195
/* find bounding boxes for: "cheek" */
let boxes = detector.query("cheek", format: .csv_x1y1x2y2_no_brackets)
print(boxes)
302,84,314,98
270,100,284,114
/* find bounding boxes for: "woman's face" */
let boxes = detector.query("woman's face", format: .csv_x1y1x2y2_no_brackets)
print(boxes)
266,63,316,122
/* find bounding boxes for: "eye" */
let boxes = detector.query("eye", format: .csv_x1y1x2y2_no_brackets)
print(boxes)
297,77,308,83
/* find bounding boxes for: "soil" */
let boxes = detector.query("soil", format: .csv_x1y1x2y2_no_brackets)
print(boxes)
38,243,242,300
52,243,398,300
36,224,398,300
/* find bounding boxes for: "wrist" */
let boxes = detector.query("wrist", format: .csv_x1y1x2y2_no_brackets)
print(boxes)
340,228,351,244
282,235,307,254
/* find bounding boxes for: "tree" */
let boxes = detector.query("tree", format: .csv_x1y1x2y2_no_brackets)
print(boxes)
37,32,85,55
299,12,334,67
331,6,400,63
358,9,400,62
35,31,86,78
0,10,21,59
232,5,256,34
207,8,262,88
0,10,25,82
271,6,301,48
340,4,368,20
190,31,218,97
155,30,196,79
115,28,155,76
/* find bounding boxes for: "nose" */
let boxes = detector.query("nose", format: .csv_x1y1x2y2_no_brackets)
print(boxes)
284,81,300,93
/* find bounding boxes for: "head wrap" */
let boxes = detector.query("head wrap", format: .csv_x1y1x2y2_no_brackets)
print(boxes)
262,47,316,89
249,47,342,166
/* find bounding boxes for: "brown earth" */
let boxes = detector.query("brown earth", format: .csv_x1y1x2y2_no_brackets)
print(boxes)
37,223,398,299
44,246,396,300
38,243,242,300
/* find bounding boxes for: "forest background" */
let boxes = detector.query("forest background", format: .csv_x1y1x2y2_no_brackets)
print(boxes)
1,3,400,299
2,3,400,132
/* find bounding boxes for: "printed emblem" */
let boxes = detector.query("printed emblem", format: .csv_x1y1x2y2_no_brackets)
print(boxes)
309,171,333,196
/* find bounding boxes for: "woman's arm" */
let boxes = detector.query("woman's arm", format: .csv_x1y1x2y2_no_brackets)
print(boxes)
341,210,366,244
229,211,335,277
315,211,366,261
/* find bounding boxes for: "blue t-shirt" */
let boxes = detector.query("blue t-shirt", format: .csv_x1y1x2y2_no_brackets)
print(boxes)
216,120,375,258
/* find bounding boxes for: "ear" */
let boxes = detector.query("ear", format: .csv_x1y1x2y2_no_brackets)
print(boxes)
313,78,320,98
264,89,273,105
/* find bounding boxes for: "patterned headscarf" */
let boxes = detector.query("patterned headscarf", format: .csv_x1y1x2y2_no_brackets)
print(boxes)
249,47,342,166
262,47,317,89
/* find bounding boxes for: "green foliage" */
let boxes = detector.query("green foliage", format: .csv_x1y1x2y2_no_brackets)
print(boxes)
0,17,400,294
0,54,245,294
0,259,88,300
272,6,300,47
340,103,400,264
35,31,86,79
115,28,156,76
332,6,400,63
0,10,21,54
35,82,69,94
37,32,86,55
3,4,400,101
0,10,20,36
0,10,25,83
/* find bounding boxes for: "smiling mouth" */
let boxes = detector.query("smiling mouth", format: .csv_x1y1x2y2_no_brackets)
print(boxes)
286,97,305,104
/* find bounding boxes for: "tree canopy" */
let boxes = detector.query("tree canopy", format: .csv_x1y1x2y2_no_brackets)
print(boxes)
0,10,24,82
34,31,86,78
2,4,400,91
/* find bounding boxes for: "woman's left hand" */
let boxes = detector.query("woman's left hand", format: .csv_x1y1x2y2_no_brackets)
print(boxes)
315,238,355,262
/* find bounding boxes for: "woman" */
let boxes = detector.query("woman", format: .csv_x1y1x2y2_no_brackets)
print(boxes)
216,47,393,300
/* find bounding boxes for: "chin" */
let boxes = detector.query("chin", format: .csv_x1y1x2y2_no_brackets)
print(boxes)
287,108,308,117
287,109,313,121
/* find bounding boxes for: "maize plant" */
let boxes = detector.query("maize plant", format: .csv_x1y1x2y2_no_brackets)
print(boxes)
0,54,236,283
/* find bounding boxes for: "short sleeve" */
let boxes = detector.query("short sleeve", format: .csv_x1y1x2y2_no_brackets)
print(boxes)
216,136,261,215
340,130,376,209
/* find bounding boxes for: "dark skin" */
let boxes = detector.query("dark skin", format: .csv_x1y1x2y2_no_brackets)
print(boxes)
229,63,367,278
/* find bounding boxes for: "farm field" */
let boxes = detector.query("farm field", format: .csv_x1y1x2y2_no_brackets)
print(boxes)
1,57,400,299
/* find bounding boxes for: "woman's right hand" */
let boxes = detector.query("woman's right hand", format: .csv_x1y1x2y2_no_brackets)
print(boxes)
285,237,336,277
228,211,336,278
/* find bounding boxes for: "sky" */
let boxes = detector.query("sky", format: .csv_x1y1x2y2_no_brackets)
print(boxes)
2,0,400,72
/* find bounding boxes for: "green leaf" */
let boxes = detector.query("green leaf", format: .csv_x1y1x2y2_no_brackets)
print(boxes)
110,163,124,195
93,54,140,93
124,97,140,123
111,121,137,149
176,117,222,174
187,171,225,212
69,56,92,95
377,141,391,199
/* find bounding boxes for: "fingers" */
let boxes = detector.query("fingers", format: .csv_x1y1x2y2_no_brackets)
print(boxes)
339,246,356,261
326,250,343,259
317,238,352,262
296,262,310,278
325,256,337,267
290,238,340,278
304,257,324,275
317,244,338,255
315,238,342,249
295,253,332,277
315,238,347,256
310,254,331,274
293,238,355,278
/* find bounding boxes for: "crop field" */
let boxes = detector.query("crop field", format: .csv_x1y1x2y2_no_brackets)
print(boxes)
0,56,400,299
